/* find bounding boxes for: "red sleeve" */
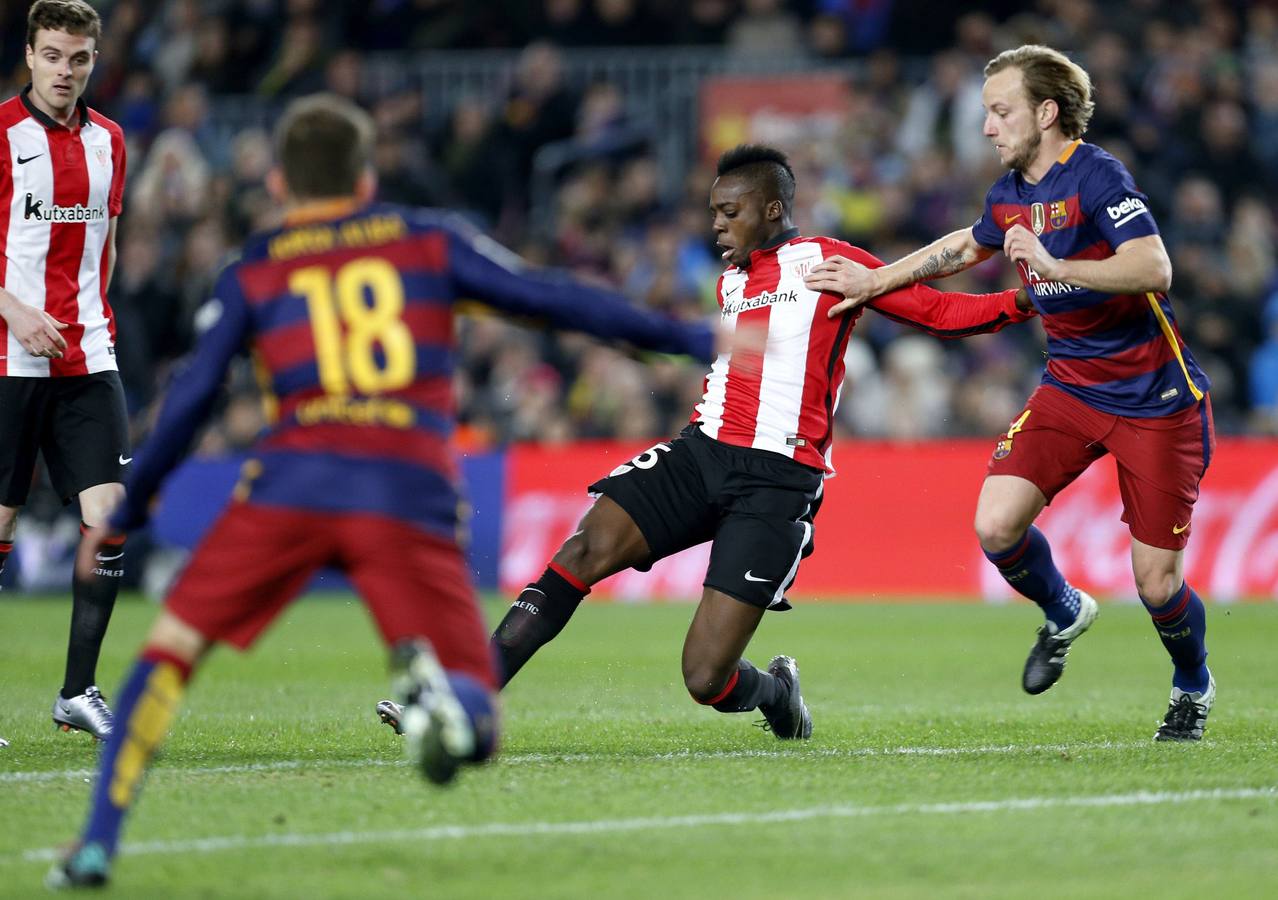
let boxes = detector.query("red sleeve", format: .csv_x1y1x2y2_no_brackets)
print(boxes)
820,240,1034,337
108,123,126,217
867,282,1033,338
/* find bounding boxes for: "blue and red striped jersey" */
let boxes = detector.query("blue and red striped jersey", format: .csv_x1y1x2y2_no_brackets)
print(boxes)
113,202,715,537
972,140,1209,417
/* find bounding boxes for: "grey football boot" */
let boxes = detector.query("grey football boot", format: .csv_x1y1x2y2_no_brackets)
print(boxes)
52,686,114,741
375,699,405,735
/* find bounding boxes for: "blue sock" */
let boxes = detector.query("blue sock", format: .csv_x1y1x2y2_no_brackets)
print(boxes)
82,651,190,855
983,526,1079,630
446,671,499,762
1141,583,1210,694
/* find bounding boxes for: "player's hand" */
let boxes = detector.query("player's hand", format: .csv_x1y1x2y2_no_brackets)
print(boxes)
803,256,880,318
0,298,69,358
75,525,122,582
1002,225,1061,281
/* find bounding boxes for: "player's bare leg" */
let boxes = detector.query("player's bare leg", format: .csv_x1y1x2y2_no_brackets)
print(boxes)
48,612,209,889
51,483,127,741
682,589,811,739
973,475,1046,553
490,496,650,687
1131,539,1214,740
975,475,1098,694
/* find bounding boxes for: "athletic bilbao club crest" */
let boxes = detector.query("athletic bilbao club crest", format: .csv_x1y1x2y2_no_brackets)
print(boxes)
1049,200,1068,230
95,148,109,168
1030,202,1046,235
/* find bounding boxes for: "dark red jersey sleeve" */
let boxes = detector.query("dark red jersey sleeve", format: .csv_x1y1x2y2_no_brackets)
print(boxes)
832,242,1035,338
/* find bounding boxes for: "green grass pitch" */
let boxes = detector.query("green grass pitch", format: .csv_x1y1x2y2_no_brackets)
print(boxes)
1,594,1275,898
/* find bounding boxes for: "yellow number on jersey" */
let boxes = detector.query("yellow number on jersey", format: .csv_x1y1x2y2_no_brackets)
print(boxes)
289,257,416,395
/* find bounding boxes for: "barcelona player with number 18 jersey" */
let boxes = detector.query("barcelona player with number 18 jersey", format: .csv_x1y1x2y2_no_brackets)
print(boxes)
48,93,715,890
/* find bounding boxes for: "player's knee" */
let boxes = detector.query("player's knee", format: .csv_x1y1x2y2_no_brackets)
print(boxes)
79,483,125,528
973,506,1025,553
1134,570,1179,607
145,612,210,665
683,659,733,704
554,527,619,585
0,504,18,539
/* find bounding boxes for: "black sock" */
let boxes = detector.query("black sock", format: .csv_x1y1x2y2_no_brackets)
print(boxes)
710,660,785,713
62,528,125,698
0,539,11,578
491,564,587,688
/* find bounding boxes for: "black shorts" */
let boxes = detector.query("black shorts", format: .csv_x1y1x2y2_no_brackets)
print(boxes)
588,424,824,610
0,372,131,506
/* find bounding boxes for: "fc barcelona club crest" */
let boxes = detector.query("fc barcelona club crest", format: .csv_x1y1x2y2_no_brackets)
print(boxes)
1030,202,1046,236
1049,200,1068,229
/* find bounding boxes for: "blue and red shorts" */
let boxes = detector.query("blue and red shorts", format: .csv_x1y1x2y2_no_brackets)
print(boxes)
987,384,1214,551
164,501,496,688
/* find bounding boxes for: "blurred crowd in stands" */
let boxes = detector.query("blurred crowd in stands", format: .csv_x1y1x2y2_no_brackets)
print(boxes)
3,0,1278,466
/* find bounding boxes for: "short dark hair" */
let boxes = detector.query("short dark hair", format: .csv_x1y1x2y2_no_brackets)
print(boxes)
274,93,374,200
715,144,796,213
27,0,101,48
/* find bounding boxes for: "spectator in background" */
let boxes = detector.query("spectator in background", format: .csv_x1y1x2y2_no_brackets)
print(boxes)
437,96,515,229
1250,294,1278,434
896,50,988,172
726,0,806,59
256,15,327,97
499,43,579,201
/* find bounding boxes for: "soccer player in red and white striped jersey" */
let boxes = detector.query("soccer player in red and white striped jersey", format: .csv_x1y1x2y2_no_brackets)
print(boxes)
489,145,1035,738
0,0,129,742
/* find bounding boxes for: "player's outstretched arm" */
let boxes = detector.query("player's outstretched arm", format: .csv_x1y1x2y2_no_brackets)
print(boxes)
445,221,716,363
109,268,251,533
1003,226,1172,294
869,281,1035,338
806,227,996,318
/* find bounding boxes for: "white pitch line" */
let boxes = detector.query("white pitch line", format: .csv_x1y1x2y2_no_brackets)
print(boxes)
0,757,404,784
0,739,1148,784
13,786,1276,865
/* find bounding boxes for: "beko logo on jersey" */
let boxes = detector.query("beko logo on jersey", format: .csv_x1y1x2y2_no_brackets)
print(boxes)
23,193,105,223
1107,197,1149,227
722,288,800,316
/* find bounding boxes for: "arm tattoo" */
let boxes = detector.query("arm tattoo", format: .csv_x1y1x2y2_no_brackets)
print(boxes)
910,247,970,282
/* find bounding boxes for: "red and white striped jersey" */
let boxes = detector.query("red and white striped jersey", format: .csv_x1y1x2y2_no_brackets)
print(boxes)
0,87,126,377
692,231,1032,472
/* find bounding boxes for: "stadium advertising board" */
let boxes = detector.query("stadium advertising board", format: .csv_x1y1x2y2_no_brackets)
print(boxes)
502,440,1278,602
698,74,849,162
